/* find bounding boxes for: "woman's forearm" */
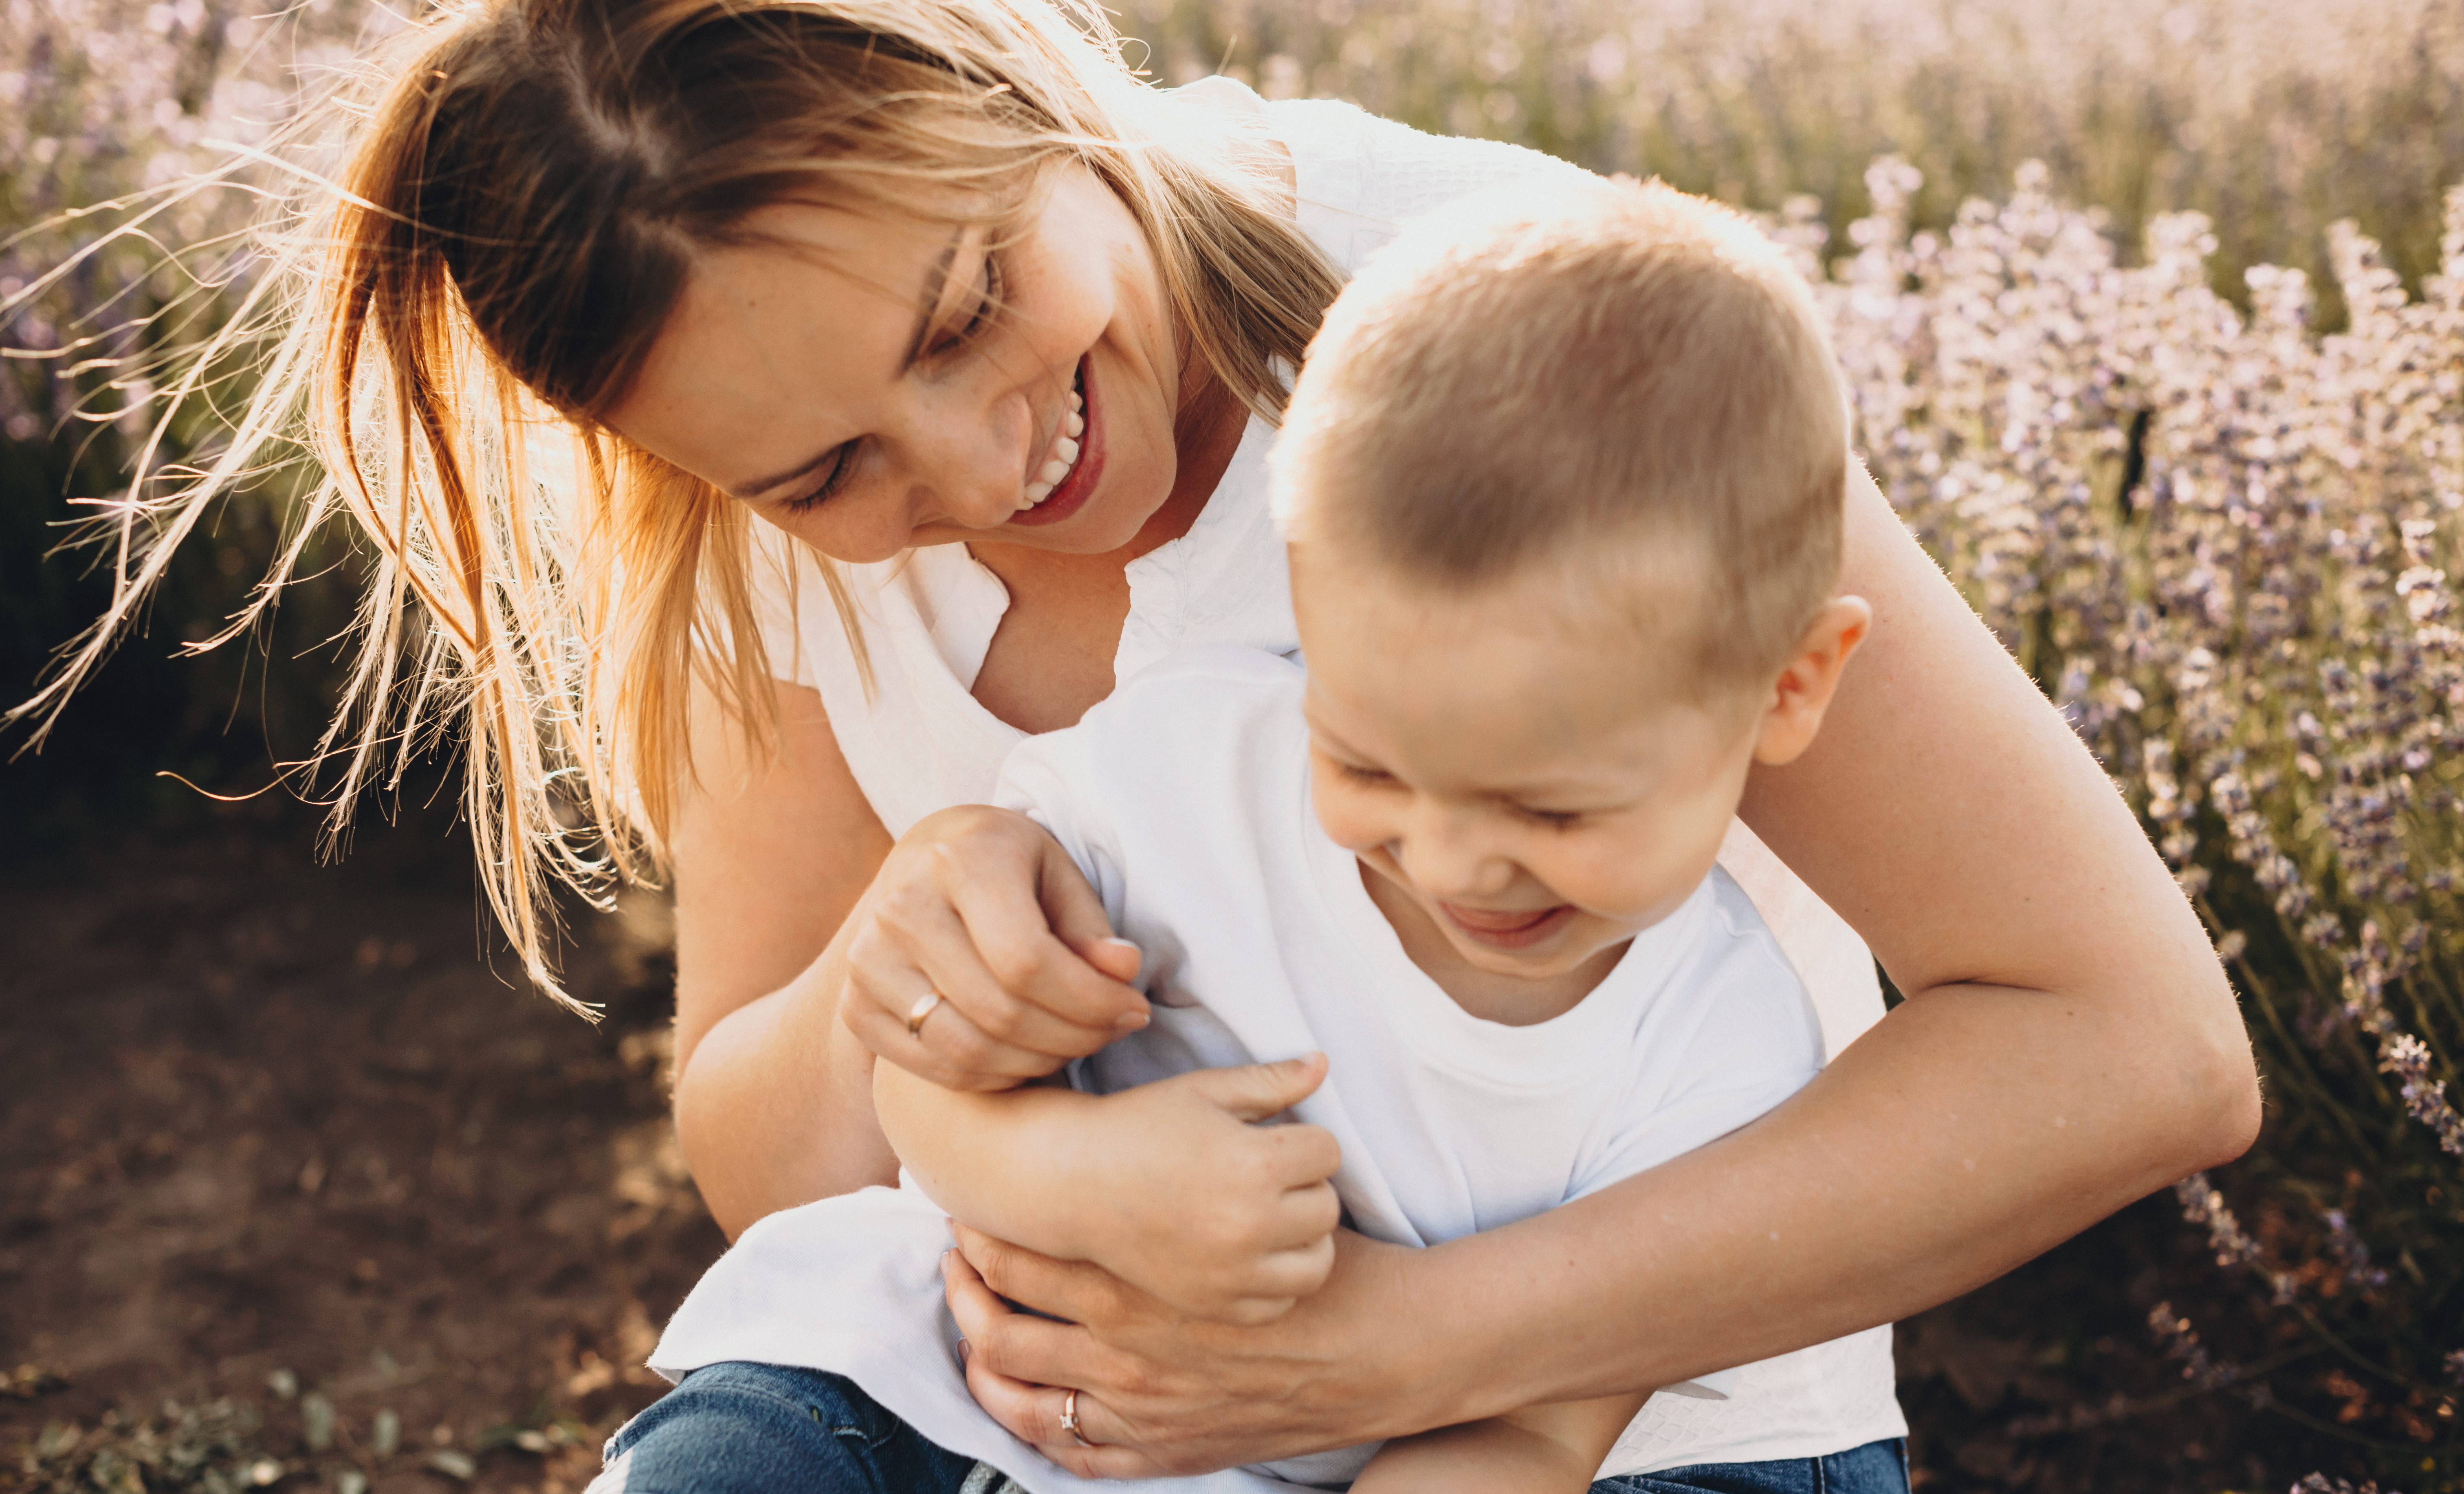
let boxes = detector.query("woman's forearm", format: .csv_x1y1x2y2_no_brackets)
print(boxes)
1385,971,2255,1426
674,933,899,1240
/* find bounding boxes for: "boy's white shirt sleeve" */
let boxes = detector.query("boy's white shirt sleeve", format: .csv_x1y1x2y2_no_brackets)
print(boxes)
1561,924,1823,1402
1572,938,1825,1204
992,724,1128,927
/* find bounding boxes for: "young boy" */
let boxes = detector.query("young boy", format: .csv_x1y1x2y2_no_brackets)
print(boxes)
631,178,1904,1493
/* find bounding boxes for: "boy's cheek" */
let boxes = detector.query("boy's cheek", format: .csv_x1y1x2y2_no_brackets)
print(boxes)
1306,770,1388,856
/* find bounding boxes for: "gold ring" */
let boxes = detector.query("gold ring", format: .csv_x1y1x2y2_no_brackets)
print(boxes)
1060,1387,1096,1449
906,990,945,1038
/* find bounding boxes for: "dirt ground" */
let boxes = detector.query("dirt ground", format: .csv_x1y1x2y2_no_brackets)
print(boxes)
0,807,721,1493
0,807,2340,1494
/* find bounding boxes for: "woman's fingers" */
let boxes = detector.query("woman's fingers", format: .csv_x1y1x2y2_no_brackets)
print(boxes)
1031,834,1148,988
946,1225,1420,1474
943,1249,1173,1480
952,1222,1140,1334
936,834,1148,1034
868,859,1119,1058
841,977,1049,1092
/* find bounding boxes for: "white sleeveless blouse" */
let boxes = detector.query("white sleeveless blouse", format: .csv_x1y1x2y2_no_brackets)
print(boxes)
745,94,1885,1065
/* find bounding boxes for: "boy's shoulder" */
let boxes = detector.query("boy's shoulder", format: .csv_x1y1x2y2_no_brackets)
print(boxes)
1672,866,1828,1073
1085,645,1305,737
997,646,1307,840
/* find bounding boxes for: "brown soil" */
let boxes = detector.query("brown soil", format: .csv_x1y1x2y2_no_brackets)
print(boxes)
0,810,723,1493
0,810,2348,1494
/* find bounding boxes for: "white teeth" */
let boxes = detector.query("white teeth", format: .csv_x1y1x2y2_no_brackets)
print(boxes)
1017,376,1088,510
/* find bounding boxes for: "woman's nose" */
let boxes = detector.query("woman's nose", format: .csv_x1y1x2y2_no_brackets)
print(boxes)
909,378,1039,529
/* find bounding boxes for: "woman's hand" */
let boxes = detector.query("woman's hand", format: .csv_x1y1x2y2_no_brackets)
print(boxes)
839,805,1151,1091
944,1223,1428,1481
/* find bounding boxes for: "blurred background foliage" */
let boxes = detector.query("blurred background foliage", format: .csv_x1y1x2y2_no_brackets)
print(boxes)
5,0,2463,1486
1,0,386,838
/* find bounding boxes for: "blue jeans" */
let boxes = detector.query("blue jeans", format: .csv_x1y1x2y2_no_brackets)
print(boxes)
596,1362,1910,1494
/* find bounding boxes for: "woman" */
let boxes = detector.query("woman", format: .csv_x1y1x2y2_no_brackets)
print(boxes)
43,0,2256,1481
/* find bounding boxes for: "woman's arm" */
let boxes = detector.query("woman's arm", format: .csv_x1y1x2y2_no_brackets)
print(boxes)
667,678,900,1237
669,684,1163,1239
936,464,2261,1474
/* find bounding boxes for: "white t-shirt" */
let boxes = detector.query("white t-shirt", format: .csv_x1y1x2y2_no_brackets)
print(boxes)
745,88,1887,1064
649,652,1905,1485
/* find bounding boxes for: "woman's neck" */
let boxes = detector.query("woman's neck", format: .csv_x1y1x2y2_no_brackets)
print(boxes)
965,368,1250,735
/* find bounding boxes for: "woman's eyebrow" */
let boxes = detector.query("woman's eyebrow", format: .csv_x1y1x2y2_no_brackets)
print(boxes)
729,229,965,501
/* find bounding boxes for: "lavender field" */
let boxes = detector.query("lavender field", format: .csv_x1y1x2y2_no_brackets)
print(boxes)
4,0,2462,1490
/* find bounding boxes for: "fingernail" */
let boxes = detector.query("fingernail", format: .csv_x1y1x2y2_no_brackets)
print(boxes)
957,1339,972,1364
1115,1009,1148,1032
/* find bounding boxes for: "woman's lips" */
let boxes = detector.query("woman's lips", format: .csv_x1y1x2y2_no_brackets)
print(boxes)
1437,901,1577,950
1007,354,1104,528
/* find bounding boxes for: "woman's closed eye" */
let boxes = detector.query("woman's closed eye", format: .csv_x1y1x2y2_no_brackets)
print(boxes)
778,444,854,514
924,249,1003,361
778,251,1002,515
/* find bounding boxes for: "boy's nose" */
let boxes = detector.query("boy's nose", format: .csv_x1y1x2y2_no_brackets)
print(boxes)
1393,812,1518,903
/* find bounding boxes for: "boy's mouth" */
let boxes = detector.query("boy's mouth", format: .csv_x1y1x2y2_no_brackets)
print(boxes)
1437,900,1577,950
1008,356,1100,528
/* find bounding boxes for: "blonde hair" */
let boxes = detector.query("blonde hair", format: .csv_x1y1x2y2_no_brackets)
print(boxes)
10,0,1340,1006
1272,177,1849,689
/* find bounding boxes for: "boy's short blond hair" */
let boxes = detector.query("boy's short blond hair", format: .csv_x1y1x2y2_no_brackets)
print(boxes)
1272,177,1850,691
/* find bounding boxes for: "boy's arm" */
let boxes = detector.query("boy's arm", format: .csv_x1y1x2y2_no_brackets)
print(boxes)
874,1055,1345,1325
1349,1391,1652,1494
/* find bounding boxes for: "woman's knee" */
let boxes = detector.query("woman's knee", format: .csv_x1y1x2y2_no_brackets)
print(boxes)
590,1362,976,1494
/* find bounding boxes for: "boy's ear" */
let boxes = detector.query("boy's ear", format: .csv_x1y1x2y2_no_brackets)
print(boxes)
1750,596,1872,767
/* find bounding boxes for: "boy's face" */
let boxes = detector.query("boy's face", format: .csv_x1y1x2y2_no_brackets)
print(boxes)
1292,543,1763,986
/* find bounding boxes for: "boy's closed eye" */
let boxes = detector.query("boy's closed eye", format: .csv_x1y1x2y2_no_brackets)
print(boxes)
1507,802,1586,831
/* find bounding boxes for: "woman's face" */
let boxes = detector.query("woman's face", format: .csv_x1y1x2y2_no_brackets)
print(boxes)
606,164,1196,562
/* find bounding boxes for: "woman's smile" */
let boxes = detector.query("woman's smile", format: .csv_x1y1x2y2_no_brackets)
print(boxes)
1006,355,1103,527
